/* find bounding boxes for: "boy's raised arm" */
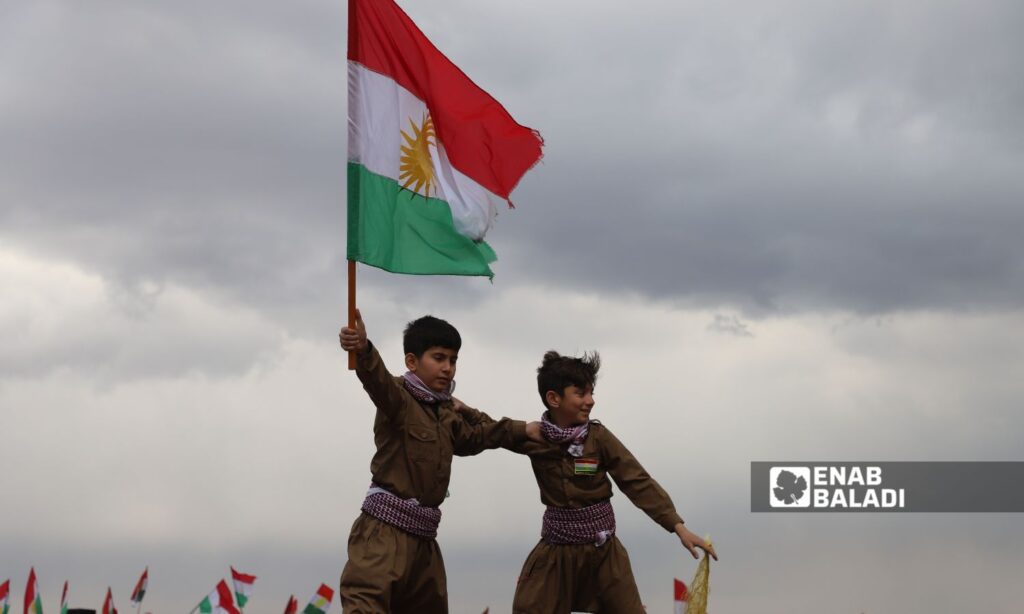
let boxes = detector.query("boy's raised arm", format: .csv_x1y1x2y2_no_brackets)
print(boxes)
339,309,405,420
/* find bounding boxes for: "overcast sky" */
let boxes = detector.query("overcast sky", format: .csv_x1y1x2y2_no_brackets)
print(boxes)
3,1,1023,612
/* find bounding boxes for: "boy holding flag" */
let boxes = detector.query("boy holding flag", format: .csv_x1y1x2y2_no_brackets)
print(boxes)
340,0,543,609
338,312,541,612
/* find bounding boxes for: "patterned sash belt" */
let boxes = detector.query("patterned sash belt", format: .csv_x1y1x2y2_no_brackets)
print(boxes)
542,501,616,546
361,483,442,539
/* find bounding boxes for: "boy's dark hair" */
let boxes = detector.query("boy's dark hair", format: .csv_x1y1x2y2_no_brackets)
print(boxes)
403,315,462,357
537,350,601,408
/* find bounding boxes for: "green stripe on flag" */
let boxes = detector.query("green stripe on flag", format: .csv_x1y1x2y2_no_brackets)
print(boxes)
302,597,329,614
235,594,248,609
199,597,213,614
347,163,497,277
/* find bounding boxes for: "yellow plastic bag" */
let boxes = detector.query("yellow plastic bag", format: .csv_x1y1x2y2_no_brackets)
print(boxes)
684,538,711,614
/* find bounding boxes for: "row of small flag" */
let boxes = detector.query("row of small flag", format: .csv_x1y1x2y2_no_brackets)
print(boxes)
0,567,334,614
3,570,700,613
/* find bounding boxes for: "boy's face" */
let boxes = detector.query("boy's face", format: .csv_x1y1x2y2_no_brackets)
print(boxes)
405,346,458,392
546,384,595,427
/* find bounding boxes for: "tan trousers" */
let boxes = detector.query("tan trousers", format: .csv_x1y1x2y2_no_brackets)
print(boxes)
339,513,448,614
512,536,646,614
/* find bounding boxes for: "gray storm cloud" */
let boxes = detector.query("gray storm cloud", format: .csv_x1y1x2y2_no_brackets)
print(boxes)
3,1,1024,613
3,0,1022,317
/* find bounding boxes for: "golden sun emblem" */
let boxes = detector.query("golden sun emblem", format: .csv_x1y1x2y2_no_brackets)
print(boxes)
399,113,437,198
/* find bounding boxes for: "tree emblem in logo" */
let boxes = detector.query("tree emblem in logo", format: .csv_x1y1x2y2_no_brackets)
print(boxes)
773,469,808,504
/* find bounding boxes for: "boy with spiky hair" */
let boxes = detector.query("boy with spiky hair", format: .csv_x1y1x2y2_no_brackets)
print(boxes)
338,311,540,614
459,350,718,613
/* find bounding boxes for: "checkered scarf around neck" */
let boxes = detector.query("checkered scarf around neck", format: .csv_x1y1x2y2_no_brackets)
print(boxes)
361,483,442,539
540,411,590,457
402,371,454,404
542,501,616,546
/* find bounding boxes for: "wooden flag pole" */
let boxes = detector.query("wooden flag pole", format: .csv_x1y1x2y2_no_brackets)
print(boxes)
348,259,357,370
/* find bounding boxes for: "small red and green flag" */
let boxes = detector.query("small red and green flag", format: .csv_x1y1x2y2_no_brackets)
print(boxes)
301,584,333,614
24,568,42,614
101,588,115,614
129,568,147,606
228,568,256,610
1,579,11,614
192,581,240,614
673,578,688,614
59,582,68,614
574,458,598,475
282,596,297,614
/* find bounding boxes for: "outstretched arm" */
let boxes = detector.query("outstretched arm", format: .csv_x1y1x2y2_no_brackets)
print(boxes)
602,428,717,559
339,309,405,421
450,398,543,455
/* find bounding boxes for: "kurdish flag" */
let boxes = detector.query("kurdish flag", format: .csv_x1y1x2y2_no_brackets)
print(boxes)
193,581,240,614
24,569,42,614
282,596,297,614
673,578,688,614
130,568,147,606
347,0,543,277
301,584,333,614
101,588,114,614
1,579,10,614
59,582,68,614
228,568,256,609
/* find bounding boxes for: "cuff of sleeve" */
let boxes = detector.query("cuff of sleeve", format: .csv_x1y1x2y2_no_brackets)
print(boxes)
660,512,685,532
356,341,378,369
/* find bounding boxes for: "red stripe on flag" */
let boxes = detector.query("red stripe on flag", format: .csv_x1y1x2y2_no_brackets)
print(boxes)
131,568,147,602
314,584,334,602
102,588,113,614
216,581,241,614
674,578,688,601
348,0,543,201
1,579,10,601
230,567,257,585
24,568,38,614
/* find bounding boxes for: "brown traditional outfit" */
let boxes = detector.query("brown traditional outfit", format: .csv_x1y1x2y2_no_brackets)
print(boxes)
339,344,527,614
